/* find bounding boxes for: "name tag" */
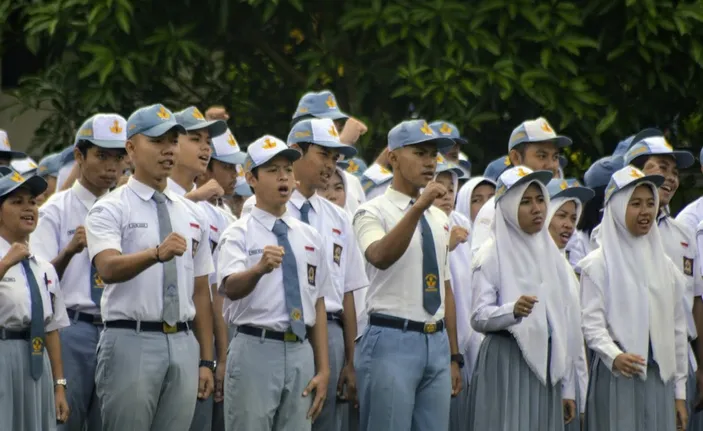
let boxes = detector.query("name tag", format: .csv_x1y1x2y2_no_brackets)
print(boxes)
128,223,148,229
248,249,263,256
2,277,15,282
67,229,76,235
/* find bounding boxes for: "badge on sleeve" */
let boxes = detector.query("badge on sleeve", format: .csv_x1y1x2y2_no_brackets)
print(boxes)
333,244,342,266
307,264,317,286
192,239,200,258
684,257,694,276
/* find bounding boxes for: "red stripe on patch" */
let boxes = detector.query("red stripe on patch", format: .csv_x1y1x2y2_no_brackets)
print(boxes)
332,228,341,235
305,246,315,252
444,225,449,231
682,242,689,248
210,225,218,232
190,222,200,229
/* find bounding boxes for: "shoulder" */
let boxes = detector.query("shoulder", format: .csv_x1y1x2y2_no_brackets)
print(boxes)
577,248,605,280
666,217,694,240
319,197,352,224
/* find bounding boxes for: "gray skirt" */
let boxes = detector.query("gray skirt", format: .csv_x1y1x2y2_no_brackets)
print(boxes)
467,332,565,431
687,361,703,431
0,339,56,431
449,349,472,431
585,355,675,431
564,366,581,431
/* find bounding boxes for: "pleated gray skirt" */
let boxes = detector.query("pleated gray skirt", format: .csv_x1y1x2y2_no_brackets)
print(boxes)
467,331,565,431
0,339,56,431
449,349,472,431
687,361,703,431
584,355,675,431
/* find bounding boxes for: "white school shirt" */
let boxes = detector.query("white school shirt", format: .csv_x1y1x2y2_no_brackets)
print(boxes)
343,171,366,216
55,161,75,192
677,197,703,234
31,181,103,315
85,176,214,322
217,207,329,330
288,191,368,313
470,196,495,253
564,230,592,273
0,238,70,332
353,187,452,322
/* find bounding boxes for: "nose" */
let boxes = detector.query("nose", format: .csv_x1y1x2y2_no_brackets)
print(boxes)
563,219,575,232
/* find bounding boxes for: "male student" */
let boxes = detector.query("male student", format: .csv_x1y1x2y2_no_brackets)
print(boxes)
352,119,462,431
85,103,215,431
217,135,331,430
287,118,370,431
429,121,471,178
32,113,127,431
471,117,572,252
677,147,703,233
36,152,63,205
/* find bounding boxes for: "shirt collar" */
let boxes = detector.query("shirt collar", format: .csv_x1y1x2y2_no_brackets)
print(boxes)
71,180,101,210
290,190,321,213
166,177,193,197
657,206,670,225
385,186,414,211
127,176,177,202
251,206,295,232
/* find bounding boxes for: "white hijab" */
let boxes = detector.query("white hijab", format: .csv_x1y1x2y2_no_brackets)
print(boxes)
456,176,495,224
578,183,683,382
473,180,579,385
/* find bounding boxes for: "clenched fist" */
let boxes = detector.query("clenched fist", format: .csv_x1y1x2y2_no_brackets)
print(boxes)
157,233,187,262
66,226,87,255
256,246,284,274
2,242,30,267
415,182,447,211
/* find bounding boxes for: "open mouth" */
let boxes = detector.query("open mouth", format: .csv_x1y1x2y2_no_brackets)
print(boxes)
20,214,34,222
533,216,544,225
159,160,174,169
638,219,651,228
559,232,571,242
661,185,672,193
198,155,210,163
278,185,290,196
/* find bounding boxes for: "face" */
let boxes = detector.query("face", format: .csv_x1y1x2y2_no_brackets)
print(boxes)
470,183,496,222
75,145,125,191
247,156,295,209
295,144,339,190
389,143,438,188
444,144,460,162
548,200,578,249
177,130,212,175
510,142,560,176
625,184,657,236
126,131,179,182
209,159,238,195
36,175,57,206
0,187,38,236
320,170,345,207
433,172,455,215
640,155,678,207
517,183,547,234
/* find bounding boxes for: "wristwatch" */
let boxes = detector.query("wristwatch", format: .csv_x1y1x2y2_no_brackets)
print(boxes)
199,360,215,372
54,378,67,388
450,354,465,369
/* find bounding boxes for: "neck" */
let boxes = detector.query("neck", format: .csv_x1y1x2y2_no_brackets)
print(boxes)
391,175,420,199
133,170,166,192
296,181,316,199
0,226,28,246
170,166,196,193
77,176,107,198
255,198,286,218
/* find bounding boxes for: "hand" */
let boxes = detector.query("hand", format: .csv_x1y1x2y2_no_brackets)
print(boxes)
198,366,214,399
205,106,230,121
339,117,368,145
157,233,187,262
2,242,30,268
214,362,226,403
450,362,462,396
337,363,357,407
303,371,329,422
55,385,70,423
449,226,469,251
374,148,390,167
513,295,538,318
612,353,646,378
414,182,447,211
256,246,284,274
186,179,224,203
676,399,688,430
66,226,87,254
562,399,576,424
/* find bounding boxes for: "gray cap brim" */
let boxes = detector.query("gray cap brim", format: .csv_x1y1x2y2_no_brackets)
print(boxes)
212,152,248,166
141,122,187,138
553,186,596,204
88,139,127,150
186,119,228,138
1,174,48,198
629,150,695,169
234,182,254,197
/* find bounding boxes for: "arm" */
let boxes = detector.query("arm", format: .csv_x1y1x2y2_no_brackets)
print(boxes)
674,275,689,401
193,275,214,361
211,287,228,365
444,281,460,356
51,249,78,280
362,204,424,270
580,272,622,370
575,341,589,412
342,292,357,364
470,268,521,333
93,249,159,284
220,266,266,300
216,230,266,301
309,297,331,376
45,330,64,380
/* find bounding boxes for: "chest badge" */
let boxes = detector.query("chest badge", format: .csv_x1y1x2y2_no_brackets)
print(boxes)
684,257,694,276
333,244,343,266
425,273,438,292
192,239,200,258
307,264,317,286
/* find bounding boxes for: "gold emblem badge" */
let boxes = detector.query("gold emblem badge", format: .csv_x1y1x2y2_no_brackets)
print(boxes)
425,273,438,291
297,107,309,114
439,123,452,135
420,122,433,136
192,108,205,120
629,168,644,179
227,133,237,147
262,138,277,149
291,308,302,321
32,337,43,354
10,172,24,183
307,264,317,286
294,131,311,138
333,244,342,266
110,120,123,134
328,125,339,138
503,156,511,166
346,160,359,173
156,106,170,120
684,257,694,276
516,167,529,178
436,154,445,163
541,121,553,133
560,180,568,190
325,95,337,108
379,165,391,175
94,272,105,288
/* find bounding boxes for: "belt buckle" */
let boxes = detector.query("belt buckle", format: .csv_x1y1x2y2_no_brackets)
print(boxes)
283,332,298,342
163,323,178,334
424,322,437,334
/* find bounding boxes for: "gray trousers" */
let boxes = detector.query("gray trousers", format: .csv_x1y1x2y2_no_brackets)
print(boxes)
313,320,346,431
190,340,215,431
224,330,314,431
95,327,199,431
211,326,238,431
57,319,101,431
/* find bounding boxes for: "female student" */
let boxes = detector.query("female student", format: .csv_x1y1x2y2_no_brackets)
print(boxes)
0,167,70,430
469,165,581,431
579,165,688,431
455,176,496,224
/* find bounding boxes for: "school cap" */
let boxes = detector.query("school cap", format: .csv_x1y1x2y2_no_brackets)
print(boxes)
458,152,471,175
483,155,512,181
0,130,27,159
74,113,127,149
234,166,254,197
243,135,301,172
174,106,227,138
624,135,694,169
59,145,75,165
210,128,246,165
126,104,186,139
287,118,357,159
604,165,664,204
292,90,349,121
0,167,47,198
435,154,466,179
429,121,468,146
546,178,595,204
338,156,368,178
11,157,38,176
388,119,454,151
583,156,624,188
494,166,553,203
612,128,661,158
37,153,62,177
508,117,572,151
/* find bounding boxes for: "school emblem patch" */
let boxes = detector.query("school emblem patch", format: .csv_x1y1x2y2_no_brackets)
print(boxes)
425,273,438,291
333,243,342,266
94,271,105,288
684,257,694,276
291,308,302,321
32,337,43,355
192,239,200,258
307,264,317,286
346,160,359,173
156,106,170,120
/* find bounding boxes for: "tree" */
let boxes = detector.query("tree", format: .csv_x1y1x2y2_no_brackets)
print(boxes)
3,0,703,178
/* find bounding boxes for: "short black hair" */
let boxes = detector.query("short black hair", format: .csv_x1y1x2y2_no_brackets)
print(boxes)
295,142,312,155
75,140,127,158
290,114,315,127
630,156,648,171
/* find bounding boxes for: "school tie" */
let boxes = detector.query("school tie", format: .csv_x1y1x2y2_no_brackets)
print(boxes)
272,219,306,339
152,191,179,326
419,214,441,315
299,201,312,225
90,264,103,307
21,259,44,380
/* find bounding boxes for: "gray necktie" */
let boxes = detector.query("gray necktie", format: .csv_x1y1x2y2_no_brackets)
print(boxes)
299,201,312,225
152,191,179,326
272,219,306,339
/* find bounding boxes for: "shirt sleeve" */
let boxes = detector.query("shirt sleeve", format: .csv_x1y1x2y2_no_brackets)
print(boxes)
696,226,703,297
85,202,123,261
31,202,61,261
677,202,702,236
193,212,214,278
216,226,247,294
470,268,521,333
343,216,369,293
352,206,385,254
45,266,69,332
673,267,689,400
580,272,623,371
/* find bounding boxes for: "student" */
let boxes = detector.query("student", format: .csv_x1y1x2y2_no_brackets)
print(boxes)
0,166,70,430
195,127,246,213
455,176,496,223
320,168,347,208
352,119,462,431
36,152,63,205
624,137,703,429
580,165,688,431
359,157,393,200
31,113,127,431
0,129,28,166
429,121,471,178
483,155,512,182
471,117,572,253
677,147,703,233
217,135,330,431
468,166,579,431
85,104,215,431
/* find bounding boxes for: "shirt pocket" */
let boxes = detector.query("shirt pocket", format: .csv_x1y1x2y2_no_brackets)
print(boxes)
303,247,320,291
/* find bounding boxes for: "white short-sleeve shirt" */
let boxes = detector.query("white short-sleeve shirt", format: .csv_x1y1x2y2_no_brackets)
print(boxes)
85,176,214,322
343,171,366,216
352,187,451,322
470,196,495,253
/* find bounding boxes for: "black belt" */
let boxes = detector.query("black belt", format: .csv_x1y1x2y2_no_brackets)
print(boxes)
67,309,102,325
368,314,444,334
237,325,306,342
327,311,343,325
0,328,30,340
104,320,192,334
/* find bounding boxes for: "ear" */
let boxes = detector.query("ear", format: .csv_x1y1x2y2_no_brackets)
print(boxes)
73,147,85,164
125,139,136,158
245,171,256,188
508,148,521,166
387,149,399,168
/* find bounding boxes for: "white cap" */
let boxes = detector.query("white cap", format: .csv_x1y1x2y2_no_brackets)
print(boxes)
508,117,572,151
211,128,247,165
74,113,127,149
0,130,27,158
604,165,665,204
244,135,301,172
11,157,38,175
494,165,553,203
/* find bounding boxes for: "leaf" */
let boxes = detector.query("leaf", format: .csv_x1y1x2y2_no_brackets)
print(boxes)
120,58,137,84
